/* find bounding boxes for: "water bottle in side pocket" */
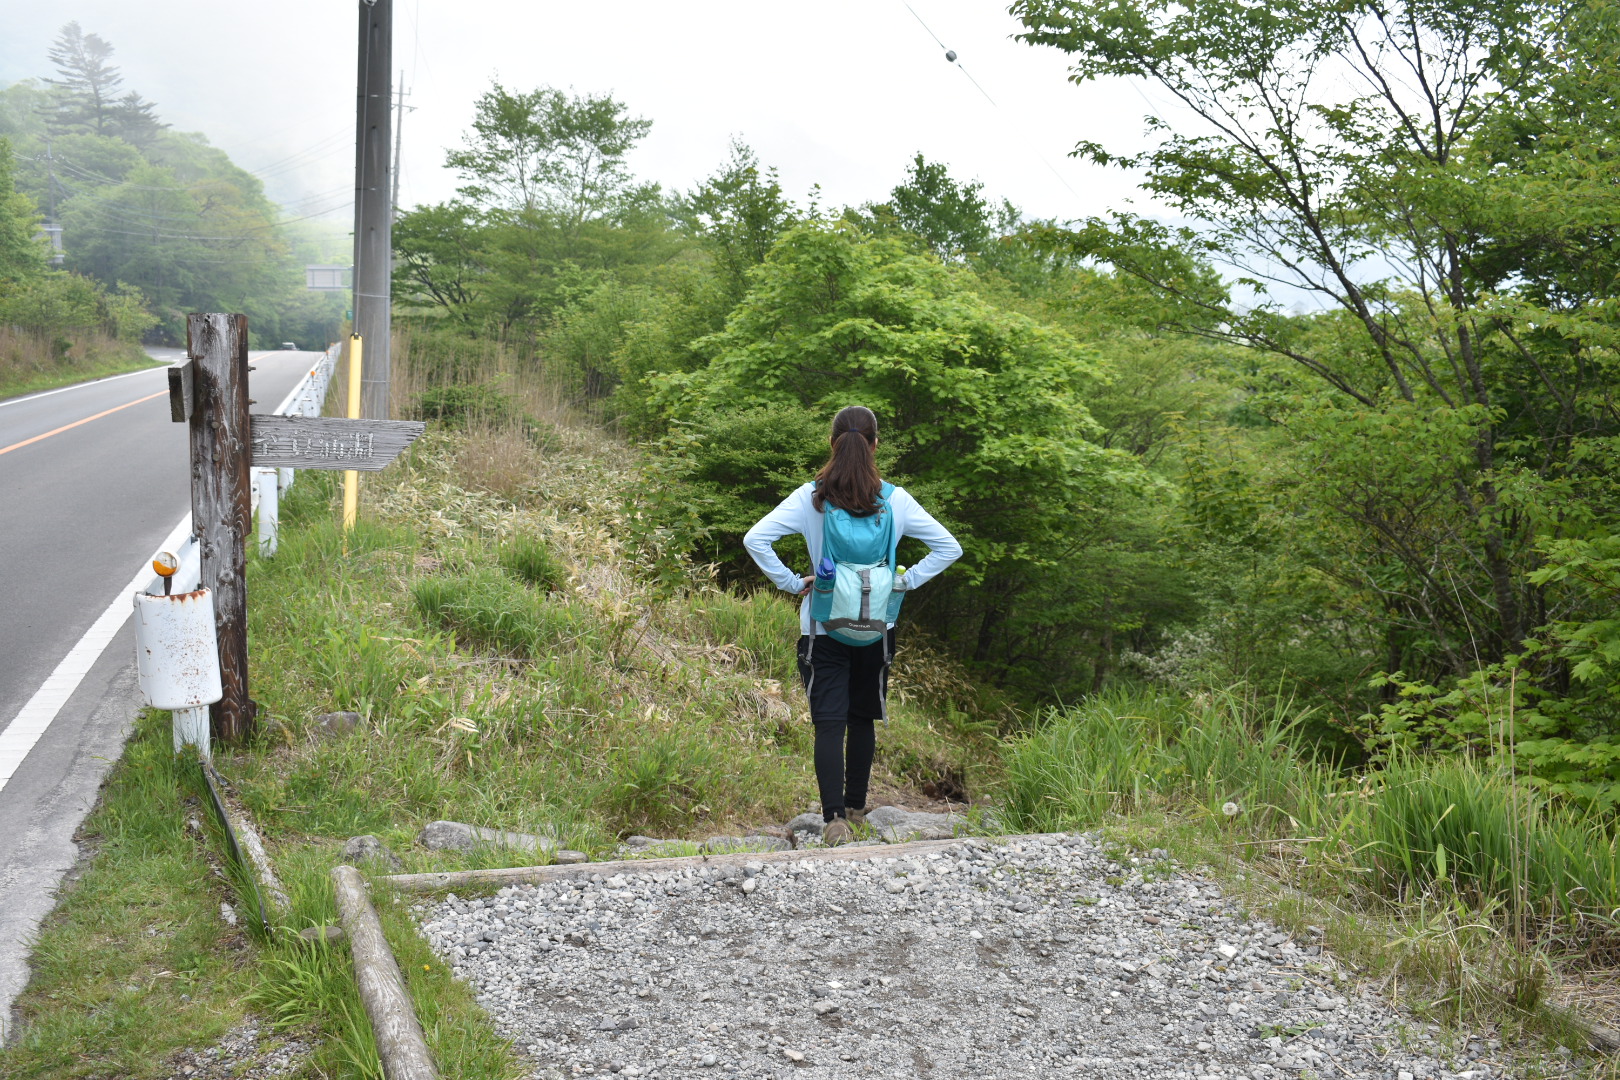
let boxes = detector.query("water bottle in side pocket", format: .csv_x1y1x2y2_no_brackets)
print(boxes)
810,556,836,622
885,565,907,623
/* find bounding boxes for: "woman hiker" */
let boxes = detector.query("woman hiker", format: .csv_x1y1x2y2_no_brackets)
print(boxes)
743,406,962,846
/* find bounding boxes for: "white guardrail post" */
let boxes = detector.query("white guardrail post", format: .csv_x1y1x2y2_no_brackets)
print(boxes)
254,343,339,557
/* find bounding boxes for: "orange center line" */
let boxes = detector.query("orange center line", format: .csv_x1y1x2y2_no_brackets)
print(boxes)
0,389,168,457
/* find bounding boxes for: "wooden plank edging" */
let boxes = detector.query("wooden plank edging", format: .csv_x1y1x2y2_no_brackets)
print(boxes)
379,833,1070,894
221,794,290,915
331,864,439,1080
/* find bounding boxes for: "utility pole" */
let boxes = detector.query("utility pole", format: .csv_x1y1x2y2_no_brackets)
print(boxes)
353,0,392,421
390,71,412,222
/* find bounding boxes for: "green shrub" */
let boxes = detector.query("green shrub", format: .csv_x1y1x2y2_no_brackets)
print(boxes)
414,383,517,429
1003,687,1620,938
602,732,717,834
498,534,566,592
413,571,591,658
1001,687,1328,834
1367,755,1620,925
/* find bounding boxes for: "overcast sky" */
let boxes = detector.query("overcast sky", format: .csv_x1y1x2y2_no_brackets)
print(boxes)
0,1,1177,230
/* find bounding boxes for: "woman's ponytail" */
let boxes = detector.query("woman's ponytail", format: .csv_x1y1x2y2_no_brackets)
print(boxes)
813,406,882,513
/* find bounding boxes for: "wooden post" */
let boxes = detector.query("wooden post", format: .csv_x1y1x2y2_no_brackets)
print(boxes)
186,313,256,743
331,865,438,1080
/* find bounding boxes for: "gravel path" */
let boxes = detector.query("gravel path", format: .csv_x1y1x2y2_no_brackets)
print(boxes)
414,833,1558,1080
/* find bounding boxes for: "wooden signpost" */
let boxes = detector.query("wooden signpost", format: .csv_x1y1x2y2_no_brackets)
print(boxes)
250,414,424,471
169,315,424,743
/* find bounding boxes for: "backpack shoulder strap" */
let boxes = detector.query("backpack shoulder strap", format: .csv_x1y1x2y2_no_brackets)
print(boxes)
879,481,898,563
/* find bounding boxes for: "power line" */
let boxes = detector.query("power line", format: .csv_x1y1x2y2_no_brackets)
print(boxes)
52,171,349,229
243,128,354,181
896,0,1084,207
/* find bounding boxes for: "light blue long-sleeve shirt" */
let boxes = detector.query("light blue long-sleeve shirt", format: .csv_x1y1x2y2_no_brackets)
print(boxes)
742,482,963,636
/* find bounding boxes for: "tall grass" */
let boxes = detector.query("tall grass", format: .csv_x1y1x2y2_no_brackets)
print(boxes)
413,570,594,657
1001,687,1620,942
1001,687,1336,832
386,326,573,431
1370,756,1620,931
498,533,566,592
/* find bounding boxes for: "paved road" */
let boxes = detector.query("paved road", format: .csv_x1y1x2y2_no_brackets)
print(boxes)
0,349,317,1042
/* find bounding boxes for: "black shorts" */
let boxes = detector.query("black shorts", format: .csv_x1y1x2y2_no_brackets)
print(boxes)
795,629,895,723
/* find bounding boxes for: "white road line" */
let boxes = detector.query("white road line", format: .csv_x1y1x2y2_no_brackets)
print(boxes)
0,513,193,795
0,362,171,410
0,351,283,410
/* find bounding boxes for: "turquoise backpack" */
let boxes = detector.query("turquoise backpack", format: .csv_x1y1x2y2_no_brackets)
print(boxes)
809,481,904,648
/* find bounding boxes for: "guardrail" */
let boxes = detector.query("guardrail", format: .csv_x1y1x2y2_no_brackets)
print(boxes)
139,342,339,596
253,343,339,558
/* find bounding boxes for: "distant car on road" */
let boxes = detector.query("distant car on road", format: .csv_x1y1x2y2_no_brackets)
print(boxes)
279,342,299,351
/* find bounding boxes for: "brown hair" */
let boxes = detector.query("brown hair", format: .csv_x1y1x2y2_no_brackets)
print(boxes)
813,405,881,514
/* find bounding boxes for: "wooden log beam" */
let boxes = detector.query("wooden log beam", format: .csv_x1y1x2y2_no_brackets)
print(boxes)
380,834,1065,894
220,794,290,916
331,865,438,1080
186,313,255,742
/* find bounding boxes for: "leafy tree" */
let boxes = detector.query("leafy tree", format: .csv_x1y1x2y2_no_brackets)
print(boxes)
651,223,1166,694
860,153,1001,262
673,140,798,304
0,137,44,281
392,201,488,324
397,82,673,339
1013,0,1620,681
446,81,655,226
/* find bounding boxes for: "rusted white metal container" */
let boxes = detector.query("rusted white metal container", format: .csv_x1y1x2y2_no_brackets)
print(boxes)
132,587,222,709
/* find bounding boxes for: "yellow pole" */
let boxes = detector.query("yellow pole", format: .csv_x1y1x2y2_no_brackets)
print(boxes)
342,333,363,531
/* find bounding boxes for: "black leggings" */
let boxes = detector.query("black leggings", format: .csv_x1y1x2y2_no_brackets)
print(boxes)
796,631,893,822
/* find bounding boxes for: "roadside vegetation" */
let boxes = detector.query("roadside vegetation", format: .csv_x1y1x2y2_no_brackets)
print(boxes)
5,0,1620,1076
0,136,155,399
0,20,349,393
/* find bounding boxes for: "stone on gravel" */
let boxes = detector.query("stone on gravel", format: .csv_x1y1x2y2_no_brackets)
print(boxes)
297,925,345,944
312,711,362,738
620,835,690,858
864,804,961,841
416,819,558,855
786,812,824,839
342,834,404,869
412,833,1560,1080
259,715,296,748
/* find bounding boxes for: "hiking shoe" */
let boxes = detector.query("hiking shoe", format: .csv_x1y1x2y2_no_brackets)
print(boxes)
846,808,867,827
823,818,853,847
